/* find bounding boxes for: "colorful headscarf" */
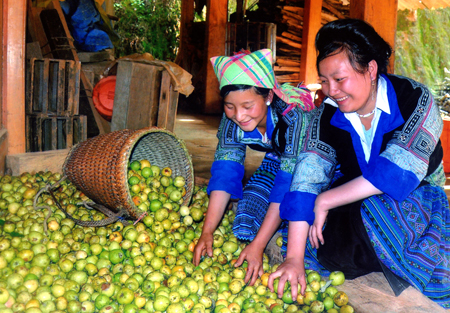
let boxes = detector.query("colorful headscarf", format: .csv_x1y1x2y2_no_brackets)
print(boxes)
210,49,315,114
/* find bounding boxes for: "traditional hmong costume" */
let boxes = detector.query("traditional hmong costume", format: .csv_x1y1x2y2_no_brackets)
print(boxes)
280,74,450,308
207,49,315,242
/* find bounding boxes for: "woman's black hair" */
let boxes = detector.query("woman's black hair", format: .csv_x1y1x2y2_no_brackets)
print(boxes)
315,18,392,77
220,84,271,99
220,84,287,156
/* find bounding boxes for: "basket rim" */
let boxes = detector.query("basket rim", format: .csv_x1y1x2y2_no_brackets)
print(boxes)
121,126,195,216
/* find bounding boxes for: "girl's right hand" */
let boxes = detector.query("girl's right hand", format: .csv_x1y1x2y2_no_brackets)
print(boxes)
193,232,214,266
267,257,307,301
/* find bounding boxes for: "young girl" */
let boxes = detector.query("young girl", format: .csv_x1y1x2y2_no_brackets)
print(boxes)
193,49,315,285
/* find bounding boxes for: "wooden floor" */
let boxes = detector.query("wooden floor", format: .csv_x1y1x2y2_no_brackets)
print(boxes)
174,110,450,313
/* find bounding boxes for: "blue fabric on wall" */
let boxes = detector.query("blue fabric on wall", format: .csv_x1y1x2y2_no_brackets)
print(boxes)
61,0,113,52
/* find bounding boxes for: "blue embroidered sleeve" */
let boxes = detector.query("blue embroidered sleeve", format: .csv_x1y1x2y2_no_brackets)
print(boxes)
364,82,443,201
279,107,311,174
207,160,245,199
279,191,316,224
269,170,292,203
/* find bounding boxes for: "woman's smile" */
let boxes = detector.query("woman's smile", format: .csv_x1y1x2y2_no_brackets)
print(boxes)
318,51,376,115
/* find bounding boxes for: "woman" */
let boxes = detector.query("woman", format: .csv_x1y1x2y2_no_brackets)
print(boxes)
193,49,315,285
269,19,450,309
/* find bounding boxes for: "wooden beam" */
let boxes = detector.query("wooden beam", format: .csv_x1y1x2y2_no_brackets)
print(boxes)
350,0,398,73
204,0,227,114
2,0,27,155
175,0,195,66
299,0,323,85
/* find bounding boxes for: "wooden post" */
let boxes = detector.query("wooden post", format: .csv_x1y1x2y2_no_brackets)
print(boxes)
175,0,195,66
236,0,244,22
2,0,27,156
204,0,228,114
299,0,323,86
350,0,398,72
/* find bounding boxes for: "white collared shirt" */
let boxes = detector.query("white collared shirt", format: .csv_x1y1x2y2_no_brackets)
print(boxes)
324,76,390,162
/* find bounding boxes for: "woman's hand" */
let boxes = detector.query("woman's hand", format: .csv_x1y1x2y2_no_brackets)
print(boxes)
309,197,330,249
234,241,264,286
268,257,307,301
193,232,213,266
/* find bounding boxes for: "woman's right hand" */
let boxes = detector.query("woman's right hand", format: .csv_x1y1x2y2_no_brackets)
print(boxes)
193,231,214,266
267,257,307,301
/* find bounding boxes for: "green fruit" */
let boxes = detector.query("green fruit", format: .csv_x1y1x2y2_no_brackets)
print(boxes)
109,249,125,264
281,290,294,304
117,287,135,305
329,271,345,286
129,161,141,171
333,291,349,307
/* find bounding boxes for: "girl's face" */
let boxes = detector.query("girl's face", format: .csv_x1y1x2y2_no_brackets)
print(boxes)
223,88,271,133
318,50,377,115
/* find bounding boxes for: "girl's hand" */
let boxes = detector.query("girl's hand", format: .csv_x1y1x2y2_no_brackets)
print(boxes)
234,242,264,286
267,257,307,301
193,232,213,266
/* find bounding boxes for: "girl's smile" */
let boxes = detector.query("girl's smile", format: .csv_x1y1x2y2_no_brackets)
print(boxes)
223,88,270,134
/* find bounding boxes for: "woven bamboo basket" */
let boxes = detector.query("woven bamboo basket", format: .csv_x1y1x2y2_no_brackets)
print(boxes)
62,127,194,220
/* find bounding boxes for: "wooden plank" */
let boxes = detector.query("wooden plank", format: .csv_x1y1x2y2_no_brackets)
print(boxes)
276,58,301,67
300,0,323,85
56,61,65,115
6,148,70,176
157,71,179,132
127,63,161,130
281,31,302,43
276,36,302,49
111,61,163,131
42,59,50,114
322,1,346,19
27,0,52,58
274,66,302,72
204,0,227,114
51,117,57,150
0,130,7,176
350,0,398,72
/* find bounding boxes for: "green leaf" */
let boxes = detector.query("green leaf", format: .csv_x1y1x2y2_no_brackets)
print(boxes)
10,232,24,238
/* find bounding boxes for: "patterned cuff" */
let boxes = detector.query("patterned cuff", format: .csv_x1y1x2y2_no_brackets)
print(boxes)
365,157,420,201
279,191,316,225
269,170,292,203
207,160,244,199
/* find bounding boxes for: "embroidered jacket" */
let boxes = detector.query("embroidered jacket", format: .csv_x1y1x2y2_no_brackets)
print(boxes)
280,74,445,224
207,95,311,203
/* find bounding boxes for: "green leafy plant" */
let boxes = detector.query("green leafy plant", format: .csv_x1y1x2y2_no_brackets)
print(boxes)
113,0,181,61
395,7,450,93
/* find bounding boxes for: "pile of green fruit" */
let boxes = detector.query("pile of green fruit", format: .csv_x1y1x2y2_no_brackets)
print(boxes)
0,159,354,313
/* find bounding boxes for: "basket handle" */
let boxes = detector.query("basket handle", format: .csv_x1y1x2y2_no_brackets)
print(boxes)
46,185,131,227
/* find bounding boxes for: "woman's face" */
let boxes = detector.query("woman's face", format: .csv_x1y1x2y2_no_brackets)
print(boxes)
318,50,377,114
223,88,270,132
